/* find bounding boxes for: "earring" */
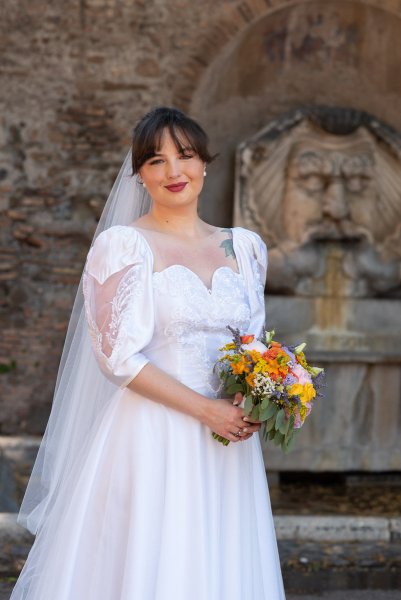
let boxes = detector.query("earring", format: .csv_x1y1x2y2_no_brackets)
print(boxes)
143,182,146,188
203,168,207,177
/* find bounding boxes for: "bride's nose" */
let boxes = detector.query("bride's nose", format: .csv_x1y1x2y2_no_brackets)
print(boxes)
166,159,182,179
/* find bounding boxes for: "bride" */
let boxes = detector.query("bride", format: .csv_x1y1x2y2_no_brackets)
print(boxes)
11,107,286,599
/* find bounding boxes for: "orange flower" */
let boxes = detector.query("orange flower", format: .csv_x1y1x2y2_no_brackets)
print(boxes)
248,349,263,364
231,356,251,375
262,347,280,360
264,356,290,382
240,334,255,344
245,372,256,387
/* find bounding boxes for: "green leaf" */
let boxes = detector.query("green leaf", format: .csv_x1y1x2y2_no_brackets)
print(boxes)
263,426,270,441
268,428,276,440
260,401,277,422
226,374,237,387
273,430,284,446
266,402,277,419
264,415,276,432
283,432,297,453
243,394,253,416
226,383,245,395
279,414,290,436
251,405,260,420
284,415,296,441
275,409,286,432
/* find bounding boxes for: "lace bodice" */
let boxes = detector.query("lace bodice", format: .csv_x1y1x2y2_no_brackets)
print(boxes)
151,264,250,396
83,226,267,394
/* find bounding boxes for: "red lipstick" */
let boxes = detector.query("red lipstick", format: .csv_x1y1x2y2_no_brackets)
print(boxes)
165,183,187,192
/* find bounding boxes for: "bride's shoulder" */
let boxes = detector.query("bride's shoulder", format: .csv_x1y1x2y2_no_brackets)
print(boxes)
85,225,151,283
232,226,266,252
91,224,150,251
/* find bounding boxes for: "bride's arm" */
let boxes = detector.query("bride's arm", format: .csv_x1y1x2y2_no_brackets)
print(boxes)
127,362,260,443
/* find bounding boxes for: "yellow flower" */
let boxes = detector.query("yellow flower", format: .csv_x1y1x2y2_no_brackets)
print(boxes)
288,382,316,405
253,358,268,373
296,352,308,368
288,383,303,397
299,404,309,423
302,383,316,404
220,342,236,352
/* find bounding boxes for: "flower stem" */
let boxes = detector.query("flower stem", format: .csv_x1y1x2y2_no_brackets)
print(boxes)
212,432,230,446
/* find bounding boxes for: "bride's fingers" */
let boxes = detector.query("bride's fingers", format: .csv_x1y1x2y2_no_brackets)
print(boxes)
241,424,261,434
232,421,261,436
232,392,243,406
243,416,261,424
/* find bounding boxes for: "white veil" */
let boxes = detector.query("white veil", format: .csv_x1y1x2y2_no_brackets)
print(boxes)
18,149,152,535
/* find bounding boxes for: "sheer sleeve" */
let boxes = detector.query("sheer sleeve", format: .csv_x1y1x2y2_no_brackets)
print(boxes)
233,227,268,338
82,226,154,388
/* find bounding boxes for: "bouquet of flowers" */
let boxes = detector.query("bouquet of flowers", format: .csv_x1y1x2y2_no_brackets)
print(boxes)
213,327,325,451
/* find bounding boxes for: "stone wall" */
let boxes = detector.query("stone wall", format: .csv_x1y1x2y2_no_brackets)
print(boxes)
1,0,401,444
0,0,186,432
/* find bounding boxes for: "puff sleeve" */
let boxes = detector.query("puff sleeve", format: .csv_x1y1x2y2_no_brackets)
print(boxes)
233,227,268,338
82,226,154,388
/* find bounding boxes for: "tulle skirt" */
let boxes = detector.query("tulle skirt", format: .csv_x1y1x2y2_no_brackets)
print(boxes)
11,388,285,599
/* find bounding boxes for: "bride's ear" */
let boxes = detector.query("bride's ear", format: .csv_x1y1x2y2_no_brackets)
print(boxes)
137,171,146,187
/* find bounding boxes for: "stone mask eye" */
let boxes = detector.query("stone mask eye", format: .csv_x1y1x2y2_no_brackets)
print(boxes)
345,175,369,193
299,173,326,192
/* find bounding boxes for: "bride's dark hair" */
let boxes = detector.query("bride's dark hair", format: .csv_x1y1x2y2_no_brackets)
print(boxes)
131,106,217,174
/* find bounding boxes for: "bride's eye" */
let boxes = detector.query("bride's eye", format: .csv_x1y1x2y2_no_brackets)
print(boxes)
180,153,194,160
149,158,164,165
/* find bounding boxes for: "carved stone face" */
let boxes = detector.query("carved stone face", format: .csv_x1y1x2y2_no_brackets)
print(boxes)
283,134,377,246
235,117,401,297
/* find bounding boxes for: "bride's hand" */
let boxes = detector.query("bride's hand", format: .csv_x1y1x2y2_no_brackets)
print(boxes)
204,397,261,442
233,392,261,441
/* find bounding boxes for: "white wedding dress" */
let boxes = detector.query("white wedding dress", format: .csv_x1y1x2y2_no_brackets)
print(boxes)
11,226,285,600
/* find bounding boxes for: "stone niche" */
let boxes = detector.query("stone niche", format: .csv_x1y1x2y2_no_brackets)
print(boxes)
234,106,401,471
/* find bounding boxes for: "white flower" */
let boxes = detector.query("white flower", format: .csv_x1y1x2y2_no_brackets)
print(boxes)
242,340,268,353
252,373,276,396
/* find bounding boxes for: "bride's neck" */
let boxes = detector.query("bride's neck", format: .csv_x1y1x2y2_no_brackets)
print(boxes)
145,206,205,237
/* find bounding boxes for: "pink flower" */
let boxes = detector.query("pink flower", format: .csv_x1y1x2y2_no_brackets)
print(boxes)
290,363,312,385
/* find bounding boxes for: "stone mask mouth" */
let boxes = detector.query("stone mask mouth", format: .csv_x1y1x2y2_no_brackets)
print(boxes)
305,221,371,244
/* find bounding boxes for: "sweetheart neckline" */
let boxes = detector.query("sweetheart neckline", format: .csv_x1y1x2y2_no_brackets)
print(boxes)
152,264,243,294
126,226,243,294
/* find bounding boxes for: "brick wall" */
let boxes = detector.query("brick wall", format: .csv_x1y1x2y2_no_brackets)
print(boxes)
1,0,401,432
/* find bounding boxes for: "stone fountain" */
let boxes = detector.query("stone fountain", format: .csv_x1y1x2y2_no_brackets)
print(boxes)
234,106,401,471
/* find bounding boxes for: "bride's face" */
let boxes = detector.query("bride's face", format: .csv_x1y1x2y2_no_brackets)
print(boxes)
138,129,206,208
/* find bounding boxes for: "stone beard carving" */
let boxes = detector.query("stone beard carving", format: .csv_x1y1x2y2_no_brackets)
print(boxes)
235,112,401,298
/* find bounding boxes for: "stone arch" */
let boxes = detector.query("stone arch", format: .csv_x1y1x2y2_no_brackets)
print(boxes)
171,0,401,110
176,0,401,226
